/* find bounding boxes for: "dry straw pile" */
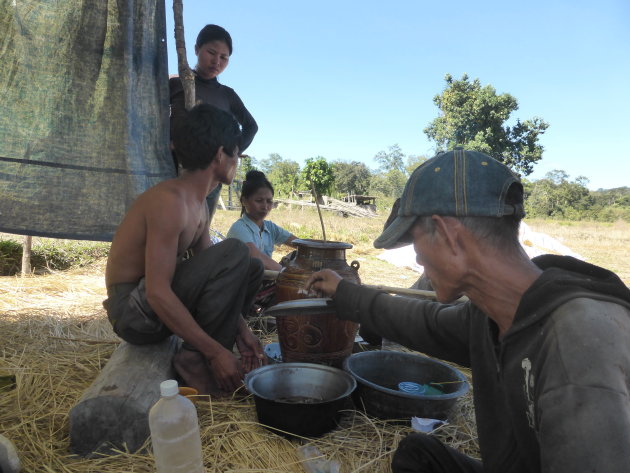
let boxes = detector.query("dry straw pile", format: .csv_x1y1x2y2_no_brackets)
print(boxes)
0,263,479,472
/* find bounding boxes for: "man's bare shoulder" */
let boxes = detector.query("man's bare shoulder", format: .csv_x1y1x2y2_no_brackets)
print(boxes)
106,179,191,285
130,179,191,217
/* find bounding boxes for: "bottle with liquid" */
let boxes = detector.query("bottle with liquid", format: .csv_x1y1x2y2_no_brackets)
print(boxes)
148,379,205,473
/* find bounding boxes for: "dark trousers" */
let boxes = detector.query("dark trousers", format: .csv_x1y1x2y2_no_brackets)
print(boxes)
104,239,263,350
392,433,483,473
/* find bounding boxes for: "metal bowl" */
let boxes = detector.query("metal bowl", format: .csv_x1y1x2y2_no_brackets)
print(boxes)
343,351,469,420
245,362,356,437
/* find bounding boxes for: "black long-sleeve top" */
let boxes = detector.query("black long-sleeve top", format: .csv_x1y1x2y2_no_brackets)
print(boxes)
169,73,258,152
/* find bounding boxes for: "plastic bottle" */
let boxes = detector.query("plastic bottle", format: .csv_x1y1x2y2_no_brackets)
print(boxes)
148,379,205,473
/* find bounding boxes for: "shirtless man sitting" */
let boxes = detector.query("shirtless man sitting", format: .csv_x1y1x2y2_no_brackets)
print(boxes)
104,103,266,395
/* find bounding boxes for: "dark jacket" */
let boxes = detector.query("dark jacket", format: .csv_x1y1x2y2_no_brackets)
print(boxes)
335,255,630,473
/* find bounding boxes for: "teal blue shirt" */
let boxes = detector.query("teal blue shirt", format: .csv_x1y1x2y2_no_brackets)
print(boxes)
227,215,291,258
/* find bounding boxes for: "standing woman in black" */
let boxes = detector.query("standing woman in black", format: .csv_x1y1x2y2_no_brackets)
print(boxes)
170,24,258,221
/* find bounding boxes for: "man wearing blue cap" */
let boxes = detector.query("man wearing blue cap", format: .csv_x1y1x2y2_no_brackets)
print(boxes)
306,149,630,472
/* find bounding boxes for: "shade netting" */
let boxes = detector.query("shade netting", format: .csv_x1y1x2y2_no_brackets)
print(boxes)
0,0,174,241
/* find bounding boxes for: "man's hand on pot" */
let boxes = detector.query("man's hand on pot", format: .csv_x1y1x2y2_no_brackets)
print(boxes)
305,269,343,298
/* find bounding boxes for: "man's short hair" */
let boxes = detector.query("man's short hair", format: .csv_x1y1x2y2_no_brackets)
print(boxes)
196,24,232,55
172,104,241,172
375,148,525,249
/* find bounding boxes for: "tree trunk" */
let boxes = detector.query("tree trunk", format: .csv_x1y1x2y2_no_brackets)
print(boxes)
173,0,195,110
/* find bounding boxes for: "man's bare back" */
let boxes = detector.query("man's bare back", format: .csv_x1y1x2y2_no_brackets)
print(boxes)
106,176,211,288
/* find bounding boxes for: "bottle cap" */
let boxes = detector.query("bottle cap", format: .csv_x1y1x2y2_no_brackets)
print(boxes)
160,379,179,397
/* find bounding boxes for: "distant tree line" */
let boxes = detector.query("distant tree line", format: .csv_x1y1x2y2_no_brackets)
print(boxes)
236,74,629,222
524,171,630,222
239,150,629,222
238,144,427,209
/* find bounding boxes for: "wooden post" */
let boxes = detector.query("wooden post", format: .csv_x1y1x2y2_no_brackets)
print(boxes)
173,0,195,110
21,236,31,276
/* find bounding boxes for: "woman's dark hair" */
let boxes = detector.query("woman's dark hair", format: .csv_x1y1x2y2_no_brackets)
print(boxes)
240,170,274,215
196,24,232,55
173,104,240,171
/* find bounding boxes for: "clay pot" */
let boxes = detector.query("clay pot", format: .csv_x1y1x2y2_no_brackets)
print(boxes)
275,239,360,303
264,298,359,368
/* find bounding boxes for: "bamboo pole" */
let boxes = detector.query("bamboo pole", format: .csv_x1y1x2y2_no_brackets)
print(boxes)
310,180,327,241
365,284,468,302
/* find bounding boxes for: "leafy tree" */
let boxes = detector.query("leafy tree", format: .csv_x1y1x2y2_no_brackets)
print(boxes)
301,156,334,202
370,144,413,198
374,144,405,174
270,160,301,197
525,170,593,218
424,74,549,176
333,160,372,195
258,153,284,175
265,154,301,197
254,153,300,197
235,154,257,182
369,169,407,199
591,187,630,208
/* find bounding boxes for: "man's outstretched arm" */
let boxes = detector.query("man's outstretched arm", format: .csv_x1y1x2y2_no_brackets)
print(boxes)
143,194,243,391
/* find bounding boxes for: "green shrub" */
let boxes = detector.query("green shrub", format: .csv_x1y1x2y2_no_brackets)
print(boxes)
0,239,22,275
0,238,110,276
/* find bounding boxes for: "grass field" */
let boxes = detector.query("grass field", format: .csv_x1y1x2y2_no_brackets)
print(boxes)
524,218,630,284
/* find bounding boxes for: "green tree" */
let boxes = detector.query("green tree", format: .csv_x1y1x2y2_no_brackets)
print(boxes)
525,170,594,219
370,144,412,199
259,153,284,175
591,187,630,208
374,144,405,173
257,153,300,197
236,154,257,182
369,169,407,199
424,74,549,176
301,157,334,202
333,160,372,195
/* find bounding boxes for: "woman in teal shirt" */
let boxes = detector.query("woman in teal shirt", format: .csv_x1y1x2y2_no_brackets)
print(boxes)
227,170,297,271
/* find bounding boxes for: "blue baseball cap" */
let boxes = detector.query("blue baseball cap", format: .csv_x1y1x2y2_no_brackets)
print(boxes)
374,148,524,249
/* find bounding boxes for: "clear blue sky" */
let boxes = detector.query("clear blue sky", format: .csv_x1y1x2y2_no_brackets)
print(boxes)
165,0,630,190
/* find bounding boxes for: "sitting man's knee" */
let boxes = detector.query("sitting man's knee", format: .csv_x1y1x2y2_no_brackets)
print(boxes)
392,433,434,473
220,237,247,253
249,254,264,274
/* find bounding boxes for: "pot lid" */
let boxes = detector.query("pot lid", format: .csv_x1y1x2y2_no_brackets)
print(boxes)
292,239,352,250
264,298,336,316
